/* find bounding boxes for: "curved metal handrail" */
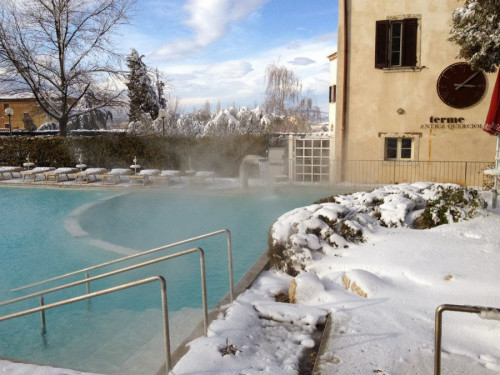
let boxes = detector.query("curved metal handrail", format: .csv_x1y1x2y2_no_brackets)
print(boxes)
0,275,172,374
0,247,209,336
10,228,234,302
435,303,500,375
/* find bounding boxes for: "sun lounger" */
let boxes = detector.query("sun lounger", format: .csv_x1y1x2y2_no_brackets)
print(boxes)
101,168,132,185
130,169,160,186
20,167,56,182
75,168,108,184
0,166,23,180
153,170,182,185
189,170,217,185
43,167,79,183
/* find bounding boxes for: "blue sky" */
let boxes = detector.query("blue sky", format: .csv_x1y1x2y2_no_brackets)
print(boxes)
118,0,338,113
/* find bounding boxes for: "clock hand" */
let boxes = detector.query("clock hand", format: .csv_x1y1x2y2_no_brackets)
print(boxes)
455,72,479,91
453,84,476,88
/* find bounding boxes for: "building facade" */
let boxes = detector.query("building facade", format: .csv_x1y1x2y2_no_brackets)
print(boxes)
328,52,337,132
0,96,50,132
334,0,497,185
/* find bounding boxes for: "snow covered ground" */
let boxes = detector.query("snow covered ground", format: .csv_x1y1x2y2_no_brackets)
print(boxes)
1,182,500,374
173,183,500,375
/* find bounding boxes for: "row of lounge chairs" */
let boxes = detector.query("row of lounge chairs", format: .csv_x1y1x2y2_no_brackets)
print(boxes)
0,166,215,186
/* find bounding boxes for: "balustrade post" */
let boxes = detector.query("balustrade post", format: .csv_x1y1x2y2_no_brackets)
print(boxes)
39,295,46,334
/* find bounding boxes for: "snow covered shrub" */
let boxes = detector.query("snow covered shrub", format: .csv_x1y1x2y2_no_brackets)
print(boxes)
268,204,371,275
268,239,300,276
415,185,485,228
268,183,487,276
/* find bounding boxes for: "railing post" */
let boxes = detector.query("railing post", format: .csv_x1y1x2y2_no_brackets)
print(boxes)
85,272,91,295
198,249,209,336
39,295,46,334
464,162,468,187
86,272,91,311
158,276,171,374
226,230,234,302
434,305,444,375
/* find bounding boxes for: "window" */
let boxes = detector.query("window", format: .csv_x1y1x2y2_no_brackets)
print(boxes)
295,138,330,182
385,138,413,160
375,18,418,69
329,85,336,103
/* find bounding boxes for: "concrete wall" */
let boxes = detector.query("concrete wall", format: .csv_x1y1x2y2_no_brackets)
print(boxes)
335,0,497,165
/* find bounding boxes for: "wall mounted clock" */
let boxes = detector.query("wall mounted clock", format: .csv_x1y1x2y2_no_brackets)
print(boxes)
436,62,487,109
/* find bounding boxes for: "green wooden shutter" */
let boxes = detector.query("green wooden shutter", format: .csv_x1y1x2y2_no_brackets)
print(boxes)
402,18,418,67
375,20,389,69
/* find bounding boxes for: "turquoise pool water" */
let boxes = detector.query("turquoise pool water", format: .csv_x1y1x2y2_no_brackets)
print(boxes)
0,186,334,374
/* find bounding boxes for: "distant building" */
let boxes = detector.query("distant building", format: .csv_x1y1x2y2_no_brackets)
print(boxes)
0,95,54,131
333,0,497,185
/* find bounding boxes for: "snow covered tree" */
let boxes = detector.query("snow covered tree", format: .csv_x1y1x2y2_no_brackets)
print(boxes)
204,108,240,136
449,0,500,72
235,106,270,135
126,49,160,122
154,68,167,110
0,0,134,136
68,91,113,130
176,113,205,136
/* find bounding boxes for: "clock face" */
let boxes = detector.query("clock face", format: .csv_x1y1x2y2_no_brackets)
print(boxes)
436,62,487,109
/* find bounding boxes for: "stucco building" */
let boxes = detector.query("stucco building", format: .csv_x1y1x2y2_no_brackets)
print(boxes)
328,52,337,133
0,95,51,132
333,0,497,186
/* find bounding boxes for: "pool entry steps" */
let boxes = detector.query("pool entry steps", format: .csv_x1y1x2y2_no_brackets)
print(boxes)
0,229,235,374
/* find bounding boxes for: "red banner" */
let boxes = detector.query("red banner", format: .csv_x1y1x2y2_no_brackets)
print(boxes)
484,70,500,135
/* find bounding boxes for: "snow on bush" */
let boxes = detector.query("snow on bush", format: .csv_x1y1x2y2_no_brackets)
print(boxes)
268,183,486,275
414,184,486,228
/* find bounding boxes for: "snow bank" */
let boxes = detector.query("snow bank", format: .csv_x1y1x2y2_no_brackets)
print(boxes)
268,183,486,275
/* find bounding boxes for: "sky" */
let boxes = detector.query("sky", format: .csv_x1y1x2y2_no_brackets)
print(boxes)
117,0,339,114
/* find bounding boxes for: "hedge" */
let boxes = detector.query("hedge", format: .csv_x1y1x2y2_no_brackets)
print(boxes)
0,134,268,177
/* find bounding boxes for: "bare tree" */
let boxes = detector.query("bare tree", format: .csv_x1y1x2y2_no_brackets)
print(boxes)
0,0,136,136
264,63,319,133
264,63,302,116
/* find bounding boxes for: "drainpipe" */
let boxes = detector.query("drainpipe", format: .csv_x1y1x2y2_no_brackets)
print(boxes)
340,0,349,181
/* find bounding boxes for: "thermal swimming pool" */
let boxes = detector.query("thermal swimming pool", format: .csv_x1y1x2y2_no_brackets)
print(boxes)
0,186,334,374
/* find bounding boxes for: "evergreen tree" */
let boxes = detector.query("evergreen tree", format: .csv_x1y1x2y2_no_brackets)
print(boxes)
126,48,159,122
449,0,500,72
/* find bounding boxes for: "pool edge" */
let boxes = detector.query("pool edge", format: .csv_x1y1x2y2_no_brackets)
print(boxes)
160,250,271,374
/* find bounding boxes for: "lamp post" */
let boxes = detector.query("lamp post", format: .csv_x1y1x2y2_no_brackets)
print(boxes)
159,108,167,136
5,107,13,135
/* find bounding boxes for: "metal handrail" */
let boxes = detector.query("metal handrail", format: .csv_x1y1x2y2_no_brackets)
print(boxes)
0,247,210,336
10,228,234,302
434,303,500,375
0,276,172,375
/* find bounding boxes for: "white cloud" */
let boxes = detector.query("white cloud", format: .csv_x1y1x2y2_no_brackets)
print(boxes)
152,0,269,60
288,57,316,66
204,60,253,79
161,32,337,113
